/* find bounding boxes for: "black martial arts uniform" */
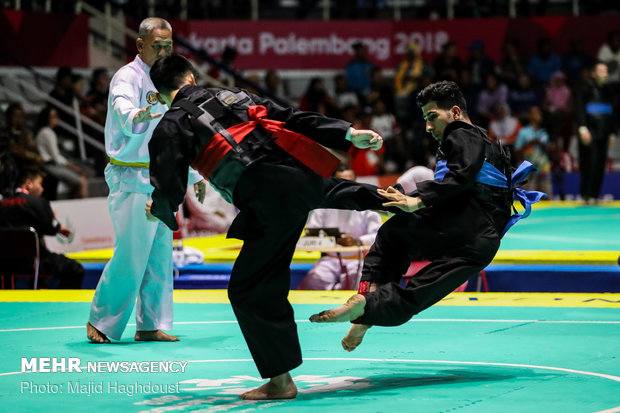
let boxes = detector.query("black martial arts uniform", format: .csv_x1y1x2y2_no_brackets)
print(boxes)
0,190,84,288
575,80,618,201
358,121,513,326
149,85,390,378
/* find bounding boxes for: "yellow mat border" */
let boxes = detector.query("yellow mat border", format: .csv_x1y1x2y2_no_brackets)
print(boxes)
68,249,620,265
0,290,618,308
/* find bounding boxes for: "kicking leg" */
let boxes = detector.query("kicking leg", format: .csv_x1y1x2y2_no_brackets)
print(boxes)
342,323,371,352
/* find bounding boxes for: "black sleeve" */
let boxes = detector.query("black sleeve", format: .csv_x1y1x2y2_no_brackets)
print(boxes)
249,92,353,152
149,114,196,231
25,196,60,236
574,84,587,127
415,123,486,207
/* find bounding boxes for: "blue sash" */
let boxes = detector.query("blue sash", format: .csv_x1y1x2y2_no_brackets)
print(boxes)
434,160,546,236
586,102,613,115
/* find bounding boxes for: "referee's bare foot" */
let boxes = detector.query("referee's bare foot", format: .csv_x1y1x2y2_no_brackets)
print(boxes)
309,294,366,323
134,330,180,342
239,372,297,400
342,323,371,352
86,322,111,344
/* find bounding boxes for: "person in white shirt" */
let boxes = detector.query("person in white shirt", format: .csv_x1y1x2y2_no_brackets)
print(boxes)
87,17,205,344
396,165,435,193
184,184,237,234
35,106,89,198
298,167,382,290
598,30,620,82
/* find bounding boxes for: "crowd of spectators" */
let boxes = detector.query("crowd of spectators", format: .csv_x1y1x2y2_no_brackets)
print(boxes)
243,32,619,201
2,31,620,203
1,66,110,201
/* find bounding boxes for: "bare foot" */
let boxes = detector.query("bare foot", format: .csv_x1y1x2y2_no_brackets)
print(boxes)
342,323,371,352
134,330,180,342
86,322,111,344
238,372,297,400
309,294,366,323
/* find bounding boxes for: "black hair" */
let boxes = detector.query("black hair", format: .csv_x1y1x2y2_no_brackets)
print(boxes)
221,46,237,62
35,106,55,133
150,53,197,95
55,66,73,84
17,167,43,188
415,80,468,115
5,102,23,121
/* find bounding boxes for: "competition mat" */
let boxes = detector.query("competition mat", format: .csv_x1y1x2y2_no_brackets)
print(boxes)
1,290,619,412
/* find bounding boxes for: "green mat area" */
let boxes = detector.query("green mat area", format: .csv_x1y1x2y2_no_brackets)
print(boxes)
2,302,619,412
500,205,620,251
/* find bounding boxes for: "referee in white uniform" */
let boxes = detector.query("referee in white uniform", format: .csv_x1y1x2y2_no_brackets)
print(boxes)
87,17,204,343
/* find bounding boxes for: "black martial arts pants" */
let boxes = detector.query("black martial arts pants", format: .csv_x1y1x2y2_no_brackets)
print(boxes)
227,155,390,378
358,212,501,327
579,136,609,201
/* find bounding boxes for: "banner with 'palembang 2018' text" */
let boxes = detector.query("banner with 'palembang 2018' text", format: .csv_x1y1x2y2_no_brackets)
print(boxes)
171,15,620,70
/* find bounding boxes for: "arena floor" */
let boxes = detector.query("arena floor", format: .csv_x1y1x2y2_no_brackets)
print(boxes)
1,290,619,412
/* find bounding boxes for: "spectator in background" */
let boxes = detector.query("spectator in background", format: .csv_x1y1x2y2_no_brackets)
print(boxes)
72,73,100,158
207,45,238,87
263,69,290,102
528,38,562,86
348,107,385,176
85,68,110,174
394,42,428,120
458,69,482,124
575,62,618,205
298,167,383,291
544,71,573,150
49,67,74,118
508,73,543,124
0,168,84,289
339,103,360,127
498,40,527,88
333,73,360,116
433,41,463,82
514,106,552,196
298,77,338,117
346,41,375,102
476,73,508,128
367,67,395,113
34,106,88,199
1,103,43,172
597,30,620,84
49,67,78,155
395,42,426,97
488,103,521,160
563,37,595,87
466,40,496,88
370,98,405,173
85,68,110,126
396,164,435,193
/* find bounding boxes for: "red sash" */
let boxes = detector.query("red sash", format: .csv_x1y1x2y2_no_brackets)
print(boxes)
191,105,342,179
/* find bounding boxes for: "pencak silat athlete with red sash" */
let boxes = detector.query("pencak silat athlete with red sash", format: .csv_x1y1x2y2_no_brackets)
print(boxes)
145,53,396,401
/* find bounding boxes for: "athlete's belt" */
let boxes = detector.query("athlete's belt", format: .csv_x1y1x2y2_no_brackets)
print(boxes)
110,158,150,168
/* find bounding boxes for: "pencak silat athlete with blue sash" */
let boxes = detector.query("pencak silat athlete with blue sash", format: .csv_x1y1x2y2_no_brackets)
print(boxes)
311,81,545,352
